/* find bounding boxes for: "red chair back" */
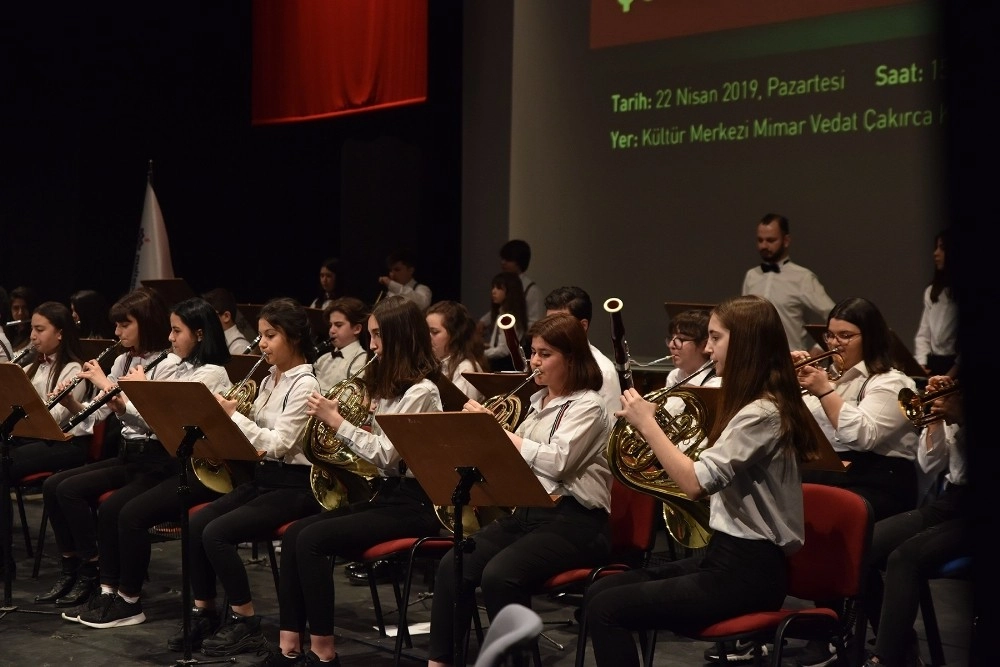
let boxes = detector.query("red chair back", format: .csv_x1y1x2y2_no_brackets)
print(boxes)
787,483,872,601
607,478,659,566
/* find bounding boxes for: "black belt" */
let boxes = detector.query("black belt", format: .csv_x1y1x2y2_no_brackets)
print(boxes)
119,438,168,461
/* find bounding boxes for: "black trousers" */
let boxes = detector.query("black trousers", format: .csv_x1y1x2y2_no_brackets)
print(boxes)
427,498,611,664
276,476,441,636
803,451,917,522
188,466,320,607
585,532,787,667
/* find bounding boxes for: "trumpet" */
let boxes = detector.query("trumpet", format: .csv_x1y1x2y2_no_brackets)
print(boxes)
497,313,527,372
898,379,960,427
10,343,38,366
795,347,843,393
62,348,171,431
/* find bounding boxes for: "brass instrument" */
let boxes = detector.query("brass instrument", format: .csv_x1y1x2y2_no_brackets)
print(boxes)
481,368,540,432
497,313,527,372
10,343,37,367
795,347,843,393
898,379,960,427
45,341,121,410
191,353,269,494
603,297,716,549
303,355,380,510
62,348,171,431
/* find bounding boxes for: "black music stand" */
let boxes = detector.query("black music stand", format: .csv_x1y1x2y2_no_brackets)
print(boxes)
119,380,260,666
376,412,553,667
434,374,471,412
0,364,69,620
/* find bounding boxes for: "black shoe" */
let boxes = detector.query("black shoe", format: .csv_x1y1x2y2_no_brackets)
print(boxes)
200,612,268,657
78,594,146,628
167,607,220,651
35,557,80,603
703,640,768,663
61,591,116,624
796,640,837,667
56,566,98,607
345,559,393,586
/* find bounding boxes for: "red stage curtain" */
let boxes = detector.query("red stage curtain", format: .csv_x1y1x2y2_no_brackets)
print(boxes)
251,0,428,125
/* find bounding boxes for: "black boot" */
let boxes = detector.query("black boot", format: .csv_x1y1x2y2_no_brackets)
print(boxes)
36,556,80,603
56,561,98,607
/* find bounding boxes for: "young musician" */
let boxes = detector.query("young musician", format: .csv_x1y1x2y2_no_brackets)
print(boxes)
8,302,92,481
70,289,114,339
250,296,443,666
6,284,40,355
38,287,178,611
309,257,341,311
202,287,254,354
427,312,614,667
584,296,820,667
175,297,321,657
63,297,233,629
313,297,370,393
378,248,432,311
914,230,958,377
479,271,528,372
426,300,487,402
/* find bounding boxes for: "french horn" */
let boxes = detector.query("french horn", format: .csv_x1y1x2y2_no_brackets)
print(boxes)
302,355,380,510
192,353,268,494
603,297,716,549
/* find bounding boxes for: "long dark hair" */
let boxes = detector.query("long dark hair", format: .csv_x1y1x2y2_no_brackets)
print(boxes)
258,297,317,365
707,296,818,464
426,300,487,378
25,301,86,393
929,229,950,303
171,297,231,366
367,296,439,400
827,297,896,375
108,287,171,355
489,272,528,337
70,289,114,339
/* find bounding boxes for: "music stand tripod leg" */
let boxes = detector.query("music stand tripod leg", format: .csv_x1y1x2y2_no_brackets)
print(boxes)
172,425,235,666
451,466,483,667
0,406,57,619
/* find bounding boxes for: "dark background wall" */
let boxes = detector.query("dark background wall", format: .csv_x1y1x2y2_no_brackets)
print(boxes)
2,1,463,310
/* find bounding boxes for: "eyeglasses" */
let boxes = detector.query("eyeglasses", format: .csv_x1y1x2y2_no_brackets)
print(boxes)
823,331,862,345
667,336,696,347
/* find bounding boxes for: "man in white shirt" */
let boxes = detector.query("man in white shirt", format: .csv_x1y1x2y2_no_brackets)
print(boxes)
378,248,432,312
500,239,545,329
741,213,835,353
543,285,622,426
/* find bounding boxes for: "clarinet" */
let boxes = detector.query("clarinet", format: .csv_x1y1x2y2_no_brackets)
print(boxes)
243,334,261,355
602,298,634,390
45,341,122,410
10,343,38,367
62,348,170,432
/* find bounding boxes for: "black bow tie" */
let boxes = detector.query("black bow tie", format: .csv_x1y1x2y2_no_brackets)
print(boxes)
761,262,781,273
331,350,343,359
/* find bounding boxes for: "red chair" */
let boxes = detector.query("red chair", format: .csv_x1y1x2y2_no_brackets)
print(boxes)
639,483,873,667
539,479,660,667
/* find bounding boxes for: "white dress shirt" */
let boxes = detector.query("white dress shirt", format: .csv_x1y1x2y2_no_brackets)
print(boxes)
313,339,367,393
913,286,958,365
445,357,485,402
224,326,251,355
385,278,432,312
589,343,622,428
517,388,612,512
29,357,88,435
803,361,918,459
741,257,835,352
519,273,545,329
0,330,12,361
231,363,319,465
119,358,231,435
335,378,442,476
694,398,804,555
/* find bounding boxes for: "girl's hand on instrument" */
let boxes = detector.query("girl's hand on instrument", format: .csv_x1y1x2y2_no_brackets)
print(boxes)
615,388,657,429
462,399,488,414
80,359,113,391
216,393,238,417
797,364,832,396
107,392,128,415
307,391,343,429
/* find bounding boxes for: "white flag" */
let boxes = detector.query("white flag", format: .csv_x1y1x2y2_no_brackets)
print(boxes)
130,180,175,290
